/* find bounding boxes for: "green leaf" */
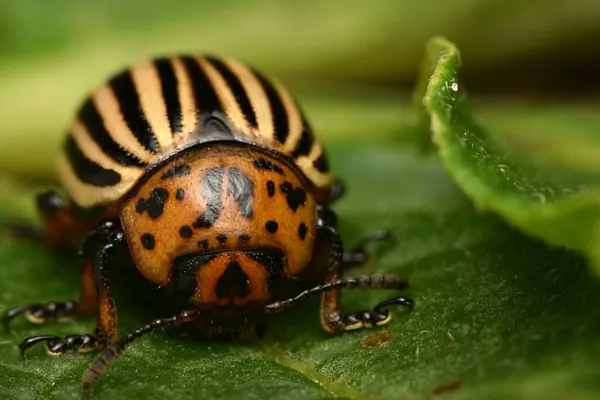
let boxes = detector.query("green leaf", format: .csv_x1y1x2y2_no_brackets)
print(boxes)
418,37,600,278
2,143,600,399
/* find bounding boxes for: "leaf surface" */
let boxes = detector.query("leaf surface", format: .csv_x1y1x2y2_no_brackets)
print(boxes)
1,144,600,399
418,37,600,278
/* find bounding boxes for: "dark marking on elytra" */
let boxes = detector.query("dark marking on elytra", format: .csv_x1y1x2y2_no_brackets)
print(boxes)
313,154,329,173
227,168,254,220
197,239,209,250
215,261,251,299
161,164,191,180
141,233,155,250
266,181,275,197
136,188,169,219
280,182,307,212
239,234,251,243
292,114,315,158
298,223,307,240
265,221,278,233
253,159,284,174
216,234,228,244
110,70,159,153
193,166,225,228
65,137,121,187
179,225,193,239
176,188,185,201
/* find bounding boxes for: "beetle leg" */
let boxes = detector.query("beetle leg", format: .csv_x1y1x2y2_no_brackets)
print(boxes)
318,224,412,333
265,273,413,333
265,210,413,334
3,301,78,328
316,206,394,267
7,191,89,249
81,309,199,390
13,220,123,356
343,230,394,267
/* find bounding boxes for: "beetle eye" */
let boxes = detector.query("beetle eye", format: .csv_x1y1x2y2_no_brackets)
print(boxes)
170,259,198,303
170,253,217,304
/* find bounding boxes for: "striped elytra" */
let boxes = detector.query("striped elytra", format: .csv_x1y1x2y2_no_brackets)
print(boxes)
59,56,333,208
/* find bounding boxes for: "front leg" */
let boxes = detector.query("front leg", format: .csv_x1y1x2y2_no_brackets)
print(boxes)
318,218,412,333
3,257,98,329
7,220,124,356
265,208,413,334
318,205,394,268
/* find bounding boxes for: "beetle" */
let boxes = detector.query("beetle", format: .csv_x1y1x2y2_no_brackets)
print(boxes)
2,55,413,389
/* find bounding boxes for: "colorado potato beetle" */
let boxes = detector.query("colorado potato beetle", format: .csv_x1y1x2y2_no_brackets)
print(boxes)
2,55,413,389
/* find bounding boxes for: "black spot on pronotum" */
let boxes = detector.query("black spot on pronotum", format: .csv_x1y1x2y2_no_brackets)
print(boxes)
193,166,225,228
197,239,209,250
253,159,284,174
298,223,307,240
266,181,275,197
176,188,185,201
135,188,169,219
265,221,278,233
215,261,251,299
179,226,193,239
141,233,155,250
239,234,251,243
280,182,307,212
161,164,191,180
227,167,254,220
216,234,228,244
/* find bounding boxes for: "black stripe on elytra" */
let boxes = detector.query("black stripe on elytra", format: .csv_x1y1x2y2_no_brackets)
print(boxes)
312,153,329,173
78,99,146,167
205,56,258,129
251,68,289,145
154,58,183,135
180,56,224,118
193,166,225,228
253,158,284,174
161,164,191,180
109,70,160,153
215,261,251,299
292,112,314,158
65,136,121,186
227,167,254,220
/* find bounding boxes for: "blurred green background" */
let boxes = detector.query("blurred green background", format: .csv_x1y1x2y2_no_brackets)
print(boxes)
3,3,600,399
1,0,600,183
